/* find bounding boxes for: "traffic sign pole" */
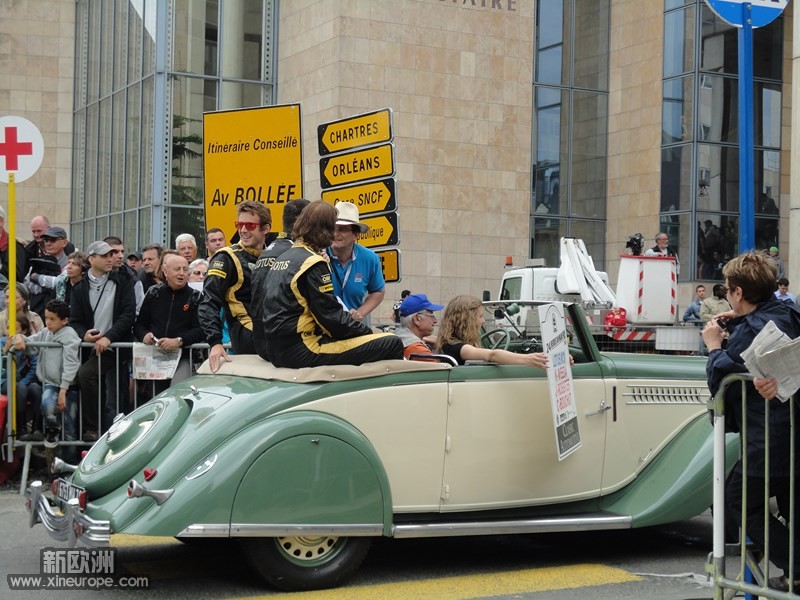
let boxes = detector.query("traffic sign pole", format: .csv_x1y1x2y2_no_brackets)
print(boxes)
738,3,755,252
8,172,17,447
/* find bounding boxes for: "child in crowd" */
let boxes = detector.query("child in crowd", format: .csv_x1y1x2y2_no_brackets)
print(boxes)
9,300,81,450
1,315,43,440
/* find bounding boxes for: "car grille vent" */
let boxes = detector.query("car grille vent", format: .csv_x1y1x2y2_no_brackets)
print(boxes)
623,385,710,405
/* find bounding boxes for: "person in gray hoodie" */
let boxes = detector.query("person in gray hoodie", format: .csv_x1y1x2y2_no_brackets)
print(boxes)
9,299,81,449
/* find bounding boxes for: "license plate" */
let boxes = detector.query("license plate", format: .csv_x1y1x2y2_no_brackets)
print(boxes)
54,478,85,504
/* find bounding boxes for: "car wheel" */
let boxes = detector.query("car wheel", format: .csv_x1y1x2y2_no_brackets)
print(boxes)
240,535,371,591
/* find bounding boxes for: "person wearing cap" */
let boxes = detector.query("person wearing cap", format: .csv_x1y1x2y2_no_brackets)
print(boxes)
25,225,70,317
70,240,137,440
126,250,143,271
199,200,272,372
259,202,403,368
326,201,385,326
769,246,786,280
395,294,443,359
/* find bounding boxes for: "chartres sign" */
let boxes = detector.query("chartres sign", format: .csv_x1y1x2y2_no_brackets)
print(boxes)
203,104,304,243
0,116,44,183
317,109,393,156
321,178,396,217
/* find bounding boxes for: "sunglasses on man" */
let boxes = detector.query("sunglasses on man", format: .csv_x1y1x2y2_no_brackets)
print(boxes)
234,221,263,231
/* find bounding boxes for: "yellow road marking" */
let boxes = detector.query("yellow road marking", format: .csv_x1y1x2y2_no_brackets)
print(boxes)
231,564,641,599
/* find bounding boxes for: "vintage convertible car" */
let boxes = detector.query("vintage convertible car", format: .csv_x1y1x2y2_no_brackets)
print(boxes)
26,303,735,591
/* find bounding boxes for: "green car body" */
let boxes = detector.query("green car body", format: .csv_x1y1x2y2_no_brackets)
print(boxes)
26,303,738,591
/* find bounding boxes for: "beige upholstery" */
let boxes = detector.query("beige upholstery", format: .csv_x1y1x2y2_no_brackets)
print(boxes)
196,354,451,383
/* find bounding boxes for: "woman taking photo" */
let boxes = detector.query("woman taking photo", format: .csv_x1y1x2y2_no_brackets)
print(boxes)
435,295,548,369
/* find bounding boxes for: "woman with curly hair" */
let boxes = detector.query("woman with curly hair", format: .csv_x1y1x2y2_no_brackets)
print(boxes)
434,295,548,368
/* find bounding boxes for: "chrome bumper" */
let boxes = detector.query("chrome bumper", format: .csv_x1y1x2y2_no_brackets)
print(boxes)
25,480,110,547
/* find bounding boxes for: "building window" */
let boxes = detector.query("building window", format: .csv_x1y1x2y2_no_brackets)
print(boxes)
660,1,783,281
532,0,610,269
72,0,277,253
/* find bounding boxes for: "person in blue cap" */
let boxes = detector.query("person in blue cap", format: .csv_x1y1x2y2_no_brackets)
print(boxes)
394,294,444,359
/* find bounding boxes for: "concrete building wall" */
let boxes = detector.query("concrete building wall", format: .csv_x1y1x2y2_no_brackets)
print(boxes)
0,0,75,238
277,0,534,317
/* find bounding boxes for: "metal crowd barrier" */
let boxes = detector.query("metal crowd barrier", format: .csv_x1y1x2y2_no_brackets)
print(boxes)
708,373,798,599
2,340,214,494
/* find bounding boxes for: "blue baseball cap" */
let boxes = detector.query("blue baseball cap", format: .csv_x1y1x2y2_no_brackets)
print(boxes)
399,294,444,317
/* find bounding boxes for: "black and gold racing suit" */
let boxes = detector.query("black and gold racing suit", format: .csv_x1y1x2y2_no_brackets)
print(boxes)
199,243,261,354
258,242,403,368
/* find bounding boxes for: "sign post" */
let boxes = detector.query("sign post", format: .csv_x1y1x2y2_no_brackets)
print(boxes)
703,0,789,252
0,115,45,452
317,108,402,283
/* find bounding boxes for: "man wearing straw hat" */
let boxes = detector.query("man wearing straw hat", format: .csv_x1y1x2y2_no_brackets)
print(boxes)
326,202,385,326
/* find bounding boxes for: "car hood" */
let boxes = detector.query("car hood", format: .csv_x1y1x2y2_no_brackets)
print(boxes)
599,351,708,380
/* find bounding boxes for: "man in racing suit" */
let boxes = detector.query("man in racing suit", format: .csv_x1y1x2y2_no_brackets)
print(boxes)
259,202,403,368
251,198,310,359
199,200,271,371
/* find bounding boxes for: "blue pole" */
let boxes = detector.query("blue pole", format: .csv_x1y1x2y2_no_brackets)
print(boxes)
738,3,755,253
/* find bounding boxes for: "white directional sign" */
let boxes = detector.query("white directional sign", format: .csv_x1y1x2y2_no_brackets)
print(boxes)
704,0,789,28
0,116,44,183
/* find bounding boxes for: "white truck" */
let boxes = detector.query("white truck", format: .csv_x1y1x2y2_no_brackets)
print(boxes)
491,238,700,352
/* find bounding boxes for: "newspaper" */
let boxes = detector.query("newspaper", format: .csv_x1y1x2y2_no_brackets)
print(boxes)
132,342,181,380
740,320,800,401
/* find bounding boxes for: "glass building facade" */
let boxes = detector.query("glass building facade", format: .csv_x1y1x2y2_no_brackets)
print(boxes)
531,0,610,269
661,0,783,280
71,0,277,254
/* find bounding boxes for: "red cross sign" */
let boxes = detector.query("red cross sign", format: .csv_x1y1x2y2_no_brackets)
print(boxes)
0,116,44,183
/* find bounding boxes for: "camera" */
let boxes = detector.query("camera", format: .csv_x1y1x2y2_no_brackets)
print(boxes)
625,233,644,256
716,317,730,331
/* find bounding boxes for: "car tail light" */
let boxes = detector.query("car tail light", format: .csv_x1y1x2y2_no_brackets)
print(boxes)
81,451,88,459
143,468,157,481
78,490,87,510
51,480,58,496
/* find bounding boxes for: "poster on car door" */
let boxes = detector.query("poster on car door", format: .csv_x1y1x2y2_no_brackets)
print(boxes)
538,303,581,460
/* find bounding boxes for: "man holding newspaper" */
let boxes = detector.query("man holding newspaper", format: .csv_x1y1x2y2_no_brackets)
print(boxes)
702,251,800,594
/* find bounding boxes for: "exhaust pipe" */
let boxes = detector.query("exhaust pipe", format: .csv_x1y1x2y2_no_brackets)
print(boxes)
127,480,174,505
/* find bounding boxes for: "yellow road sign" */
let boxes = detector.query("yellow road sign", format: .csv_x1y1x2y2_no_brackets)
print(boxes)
319,143,394,189
359,212,399,248
317,108,393,156
321,178,396,217
203,104,304,244
376,248,401,283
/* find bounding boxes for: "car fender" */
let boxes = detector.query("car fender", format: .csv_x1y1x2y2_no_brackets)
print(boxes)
230,411,393,535
119,411,393,537
599,414,740,527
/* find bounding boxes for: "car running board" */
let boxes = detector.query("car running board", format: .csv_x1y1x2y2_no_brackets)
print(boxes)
392,513,632,538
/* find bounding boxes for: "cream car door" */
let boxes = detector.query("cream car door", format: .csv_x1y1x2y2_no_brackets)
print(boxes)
440,362,608,511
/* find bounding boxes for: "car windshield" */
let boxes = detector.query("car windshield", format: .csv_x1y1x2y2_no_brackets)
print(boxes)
482,302,591,361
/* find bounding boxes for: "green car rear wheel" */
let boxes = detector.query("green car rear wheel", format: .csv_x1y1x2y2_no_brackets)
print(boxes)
241,535,371,591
